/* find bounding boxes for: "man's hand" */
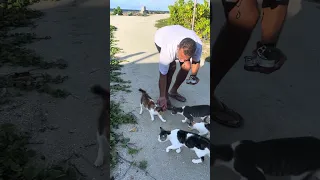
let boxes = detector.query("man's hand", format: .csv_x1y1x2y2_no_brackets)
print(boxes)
157,97,167,111
186,75,200,85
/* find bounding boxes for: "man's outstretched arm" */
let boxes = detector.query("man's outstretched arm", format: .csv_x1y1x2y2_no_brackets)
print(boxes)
159,73,167,98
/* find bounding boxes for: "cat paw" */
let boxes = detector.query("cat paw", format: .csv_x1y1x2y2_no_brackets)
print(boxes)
139,112,142,115
94,158,104,167
175,148,181,153
192,159,202,164
166,148,170,152
161,119,167,122
151,119,155,121
182,120,187,123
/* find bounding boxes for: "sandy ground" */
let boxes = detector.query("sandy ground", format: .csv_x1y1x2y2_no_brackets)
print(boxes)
211,0,320,180
0,0,109,179
110,14,210,180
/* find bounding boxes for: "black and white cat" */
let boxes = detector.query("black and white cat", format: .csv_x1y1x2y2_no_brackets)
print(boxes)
212,136,320,180
158,127,210,164
189,121,210,138
170,105,210,125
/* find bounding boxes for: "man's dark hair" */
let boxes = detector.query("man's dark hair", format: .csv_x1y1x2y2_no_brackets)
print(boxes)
178,38,197,57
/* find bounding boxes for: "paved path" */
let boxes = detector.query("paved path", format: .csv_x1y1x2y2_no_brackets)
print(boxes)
211,1,320,179
110,14,210,180
1,0,109,179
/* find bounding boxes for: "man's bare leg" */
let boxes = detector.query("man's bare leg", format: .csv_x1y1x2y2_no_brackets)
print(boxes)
211,0,259,127
169,61,191,102
244,0,289,73
163,61,176,106
212,0,259,92
261,1,288,45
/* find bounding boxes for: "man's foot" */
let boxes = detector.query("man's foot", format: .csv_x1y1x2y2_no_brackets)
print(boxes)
244,41,287,74
168,92,186,102
212,96,243,128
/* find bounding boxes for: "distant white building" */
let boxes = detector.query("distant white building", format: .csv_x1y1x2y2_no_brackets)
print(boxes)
140,6,147,14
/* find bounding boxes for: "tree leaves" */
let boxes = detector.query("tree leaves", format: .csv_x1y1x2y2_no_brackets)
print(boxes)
167,0,210,40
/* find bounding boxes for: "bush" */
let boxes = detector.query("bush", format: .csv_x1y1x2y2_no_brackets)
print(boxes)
155,18,170,29
113,6,123,15
168,0,210,40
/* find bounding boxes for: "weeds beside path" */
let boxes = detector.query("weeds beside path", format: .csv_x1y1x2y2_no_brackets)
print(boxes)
1,0,111,179
110,25,151,178
0,1,85,180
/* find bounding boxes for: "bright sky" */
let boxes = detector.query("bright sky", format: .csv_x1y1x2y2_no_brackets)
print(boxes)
110,0,205,11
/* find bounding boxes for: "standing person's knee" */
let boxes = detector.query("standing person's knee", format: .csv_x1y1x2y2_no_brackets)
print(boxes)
223,0,260,30
168,61,177,74
181,61,191,72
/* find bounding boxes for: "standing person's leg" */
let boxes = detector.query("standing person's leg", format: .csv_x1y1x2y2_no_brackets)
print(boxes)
244,0,289,73
165,61,176,107
211,0,260,127
169,61,191,102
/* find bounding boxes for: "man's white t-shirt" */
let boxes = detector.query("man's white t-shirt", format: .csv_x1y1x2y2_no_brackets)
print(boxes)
154,25,202,75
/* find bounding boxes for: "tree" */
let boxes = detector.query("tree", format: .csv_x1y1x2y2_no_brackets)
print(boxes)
113,6,123,15
168,0,210,40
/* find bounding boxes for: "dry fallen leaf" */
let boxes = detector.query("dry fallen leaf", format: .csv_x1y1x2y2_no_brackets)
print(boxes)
129,127,137,132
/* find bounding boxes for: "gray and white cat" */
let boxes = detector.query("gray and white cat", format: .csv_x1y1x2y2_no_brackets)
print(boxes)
189,121,210,138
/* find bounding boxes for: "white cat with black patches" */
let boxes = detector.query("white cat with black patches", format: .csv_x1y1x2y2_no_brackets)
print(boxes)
139,88,166,122
212,136,320,180
189,121,210,138
170,105,210,125
158,127,210,164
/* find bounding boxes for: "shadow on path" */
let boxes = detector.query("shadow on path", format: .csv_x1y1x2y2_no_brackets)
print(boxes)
0,0,110,179
116,52,146,61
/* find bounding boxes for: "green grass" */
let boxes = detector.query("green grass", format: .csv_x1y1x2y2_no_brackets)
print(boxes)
110,25,140,168
0,123,83,180
127,147,140,155
154,18,170,29
137,160,148,170
0,1,84,179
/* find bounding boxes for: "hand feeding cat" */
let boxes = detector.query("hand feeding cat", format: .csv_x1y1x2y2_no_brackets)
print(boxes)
139,88,166,122
212,136,320,180
169,105,210,126
158,127,210,164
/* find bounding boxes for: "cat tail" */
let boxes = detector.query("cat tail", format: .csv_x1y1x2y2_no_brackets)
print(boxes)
91,84,110,100
138,88,146,94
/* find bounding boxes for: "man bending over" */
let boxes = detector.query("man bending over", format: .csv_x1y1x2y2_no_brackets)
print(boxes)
154,25,203,110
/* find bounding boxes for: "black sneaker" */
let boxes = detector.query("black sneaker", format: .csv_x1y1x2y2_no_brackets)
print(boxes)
212,96,243,128
244,41,287,74
186,75,199,85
